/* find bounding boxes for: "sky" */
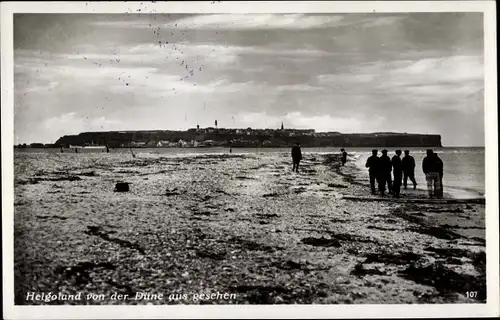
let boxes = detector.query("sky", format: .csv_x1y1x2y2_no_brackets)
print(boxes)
14,13,484,146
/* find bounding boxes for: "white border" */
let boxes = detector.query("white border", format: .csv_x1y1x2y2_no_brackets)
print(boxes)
2,1,498,319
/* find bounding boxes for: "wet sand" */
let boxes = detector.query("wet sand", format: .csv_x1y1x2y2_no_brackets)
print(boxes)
13,151,486,305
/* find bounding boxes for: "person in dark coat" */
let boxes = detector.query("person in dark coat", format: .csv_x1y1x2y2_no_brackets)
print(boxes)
434,152,444,198
378,149,392,196
402,150,417,189
291,142,302,172
391,150,403,198
340,148,348,166
365,149,379,194
422,149,443,198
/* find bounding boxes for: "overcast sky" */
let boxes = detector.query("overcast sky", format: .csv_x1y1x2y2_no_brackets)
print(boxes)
14,13,484,146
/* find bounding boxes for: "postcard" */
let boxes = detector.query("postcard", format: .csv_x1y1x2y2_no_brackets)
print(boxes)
2,1,498,319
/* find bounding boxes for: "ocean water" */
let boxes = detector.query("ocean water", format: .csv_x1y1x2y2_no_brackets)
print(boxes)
345,147,485,199
17,146,485,199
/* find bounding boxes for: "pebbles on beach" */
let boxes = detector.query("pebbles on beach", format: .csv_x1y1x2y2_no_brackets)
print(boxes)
14,151,485,305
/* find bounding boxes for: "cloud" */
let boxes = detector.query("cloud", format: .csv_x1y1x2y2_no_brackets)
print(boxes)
362,16,405,27
123,42,330,66
93,14,347,30
239,111,384,133
15,41,331,98
277,84,324,92
317,74,375,85
285,112,385,133
388,55,483,85
88,14,413,37
43,112,124,135
92,14,408,31
125,43,241,65
171,14,347,30
15,43,330,102
316,54,484,112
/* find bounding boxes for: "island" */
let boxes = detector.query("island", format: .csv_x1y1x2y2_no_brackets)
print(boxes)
24,127,442,149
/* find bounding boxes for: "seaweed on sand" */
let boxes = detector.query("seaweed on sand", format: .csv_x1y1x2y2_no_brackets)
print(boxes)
270,260,331,272
399,262,486,301
36,215,68,221
192,210,215,216
367,225,400,231
196,249,227,260
255,212,279,219
295,228,378,245
164,188,185,196
391,207,462,240
406,226,461,240
351,263,386,277
301,168,317,174
327,183,348,188
301,237,342,248
262,193,279,198
226,237,280,252
18,175,82,185
363,252,422,265
84,226,145,254
231,283,330,304
77,171,98,177
293,187,308,194
425,247,486,273
235,176,256,180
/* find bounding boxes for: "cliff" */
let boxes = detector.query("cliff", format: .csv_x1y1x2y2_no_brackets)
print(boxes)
54,130,442,148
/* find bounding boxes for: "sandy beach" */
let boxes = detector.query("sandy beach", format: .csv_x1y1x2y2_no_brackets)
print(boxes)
13,151,486,305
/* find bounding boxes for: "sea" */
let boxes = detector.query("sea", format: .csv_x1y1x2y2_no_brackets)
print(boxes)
345,147,485,199
16,146,485,199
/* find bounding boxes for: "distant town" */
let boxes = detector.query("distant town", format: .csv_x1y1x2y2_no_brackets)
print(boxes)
16,123,442,149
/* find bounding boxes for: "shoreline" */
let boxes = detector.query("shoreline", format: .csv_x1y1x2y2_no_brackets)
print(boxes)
14,147,486,199
13,152,486,305
347,153,485,200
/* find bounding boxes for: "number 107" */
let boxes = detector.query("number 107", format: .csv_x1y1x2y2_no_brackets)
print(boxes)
466,291,478,298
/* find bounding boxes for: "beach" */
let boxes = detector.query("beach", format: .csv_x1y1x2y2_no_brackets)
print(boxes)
13,150,486,305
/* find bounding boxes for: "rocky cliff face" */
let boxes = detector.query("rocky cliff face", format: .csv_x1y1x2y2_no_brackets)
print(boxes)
54,130,442,148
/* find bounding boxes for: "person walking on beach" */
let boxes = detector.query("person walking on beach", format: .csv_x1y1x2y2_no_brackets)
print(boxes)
402,150,417,189
378,149,393,196
391,150,403,198
340,148,348,166
291,142,302,173
434,152,444,198
365,149,380,194
422,149,443,199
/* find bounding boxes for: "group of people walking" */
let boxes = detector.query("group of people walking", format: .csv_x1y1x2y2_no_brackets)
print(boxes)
365,149,443,199
290,144,444,199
